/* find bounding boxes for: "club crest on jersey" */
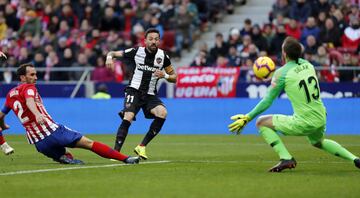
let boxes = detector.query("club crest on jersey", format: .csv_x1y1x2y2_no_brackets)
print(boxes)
156,57,162,64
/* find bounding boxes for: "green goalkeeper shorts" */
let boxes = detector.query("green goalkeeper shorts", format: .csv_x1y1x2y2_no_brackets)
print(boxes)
272,114,326,145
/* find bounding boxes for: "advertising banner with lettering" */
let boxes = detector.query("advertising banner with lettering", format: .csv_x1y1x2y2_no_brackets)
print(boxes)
175,67,240,98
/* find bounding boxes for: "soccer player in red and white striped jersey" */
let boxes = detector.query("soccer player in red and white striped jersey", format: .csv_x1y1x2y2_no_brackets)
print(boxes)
0,63,140,164
4,83,58,144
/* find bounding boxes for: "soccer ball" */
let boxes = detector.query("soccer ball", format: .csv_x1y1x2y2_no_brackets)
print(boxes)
253,56,276,80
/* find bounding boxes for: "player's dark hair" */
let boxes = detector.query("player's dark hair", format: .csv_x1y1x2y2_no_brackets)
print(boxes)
283,37,302,64
17,63,34,80
145,28,160,38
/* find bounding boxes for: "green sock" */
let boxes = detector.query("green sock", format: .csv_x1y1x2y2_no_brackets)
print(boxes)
320,139,358,161
259,127,292,160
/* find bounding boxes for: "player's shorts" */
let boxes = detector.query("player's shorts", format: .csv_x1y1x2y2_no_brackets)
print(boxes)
34,124,83,161
272,114,326,145
120,87,165,119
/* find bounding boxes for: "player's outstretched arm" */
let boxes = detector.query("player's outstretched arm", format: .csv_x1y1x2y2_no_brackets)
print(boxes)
106,50,124,71
26,98,46,125
228,114,251,134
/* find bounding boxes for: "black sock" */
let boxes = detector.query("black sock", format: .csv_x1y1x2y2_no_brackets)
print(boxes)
114,120,131,151
141,117,166,146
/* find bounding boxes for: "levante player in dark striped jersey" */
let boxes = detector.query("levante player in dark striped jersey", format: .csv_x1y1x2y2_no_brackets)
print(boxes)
106,28,177,160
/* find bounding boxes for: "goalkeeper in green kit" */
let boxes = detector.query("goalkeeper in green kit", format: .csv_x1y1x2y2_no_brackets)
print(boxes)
228,37,360,172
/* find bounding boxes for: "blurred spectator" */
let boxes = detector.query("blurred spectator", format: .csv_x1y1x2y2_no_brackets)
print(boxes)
332,9,347,33
215,55,228,67
100,7,123,31
251,24,268,52
304,35,319,55
339,53,358,82
208,0,227,23
91,83,111,99
300,16,320,45
240,18,252,36
269,24,287,59
0,16,7,40
272,13,289,26
18,10,41,37
149,16,164,38
191,50,209,66
285,18,302,40
4,4,20,31
241,58,254,82
57,20,70,38
313,45,330,66
262,24,275,49
2,56,17,83
182,0,200,27
317,11,328,30
290,0,312,23
30,36,44,56
311,0,330,17
239,35,256,60
227,28,242,51
209,33,229,64
82,4,100,28
347,4,360,24
32,52,46,80
227,45,241,67
71,53,89,80
341,18,360,49
60,48,75,67
45,51,59,81
159,0,175,30
174,5,192,57
270,0,291,21
319,17,341,47
48,15,60,34
59,4,79,29
92,57,115,82
18,47,32,65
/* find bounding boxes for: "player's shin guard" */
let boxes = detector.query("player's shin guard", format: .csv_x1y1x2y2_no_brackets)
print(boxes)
114,120,131,151
318,139,358,161
92,141,128,161
259,127,292,160
141,117,165,146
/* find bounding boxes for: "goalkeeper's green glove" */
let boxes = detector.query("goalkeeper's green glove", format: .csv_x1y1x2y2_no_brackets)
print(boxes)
228,114,251,134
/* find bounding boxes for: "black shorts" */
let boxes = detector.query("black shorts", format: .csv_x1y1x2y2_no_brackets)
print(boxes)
120,87,165,120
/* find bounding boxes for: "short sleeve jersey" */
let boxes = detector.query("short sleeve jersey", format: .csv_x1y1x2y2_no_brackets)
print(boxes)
122,47,171,95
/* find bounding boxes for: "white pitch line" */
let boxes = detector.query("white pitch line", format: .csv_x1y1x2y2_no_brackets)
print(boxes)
186,160,351,164
0,160,170,176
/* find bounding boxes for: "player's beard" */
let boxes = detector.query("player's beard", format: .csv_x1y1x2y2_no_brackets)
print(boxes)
148,44,157,53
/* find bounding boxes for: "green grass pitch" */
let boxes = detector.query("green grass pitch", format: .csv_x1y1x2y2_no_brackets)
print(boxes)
1,134,360,198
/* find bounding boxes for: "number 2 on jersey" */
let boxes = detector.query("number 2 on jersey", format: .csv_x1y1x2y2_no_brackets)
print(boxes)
299,76,320,103
14,100,29,123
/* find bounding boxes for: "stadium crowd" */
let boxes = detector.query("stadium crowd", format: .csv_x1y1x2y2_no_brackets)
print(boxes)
191,0,360,82
0,0,237,82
